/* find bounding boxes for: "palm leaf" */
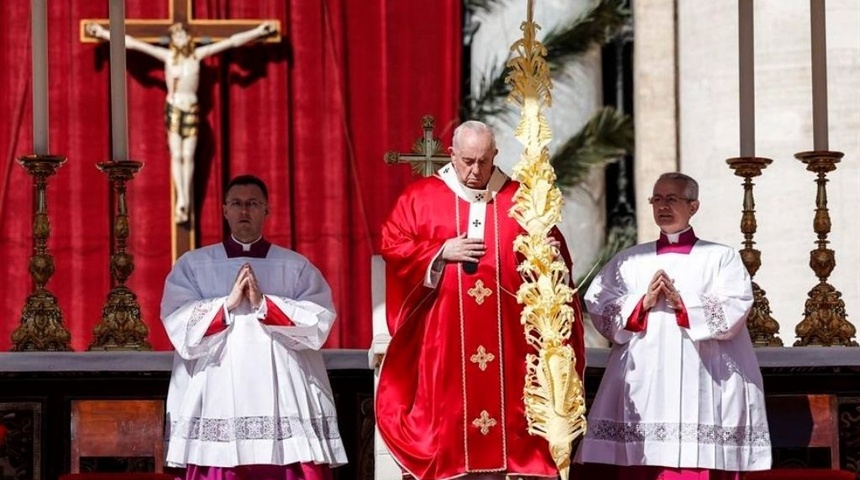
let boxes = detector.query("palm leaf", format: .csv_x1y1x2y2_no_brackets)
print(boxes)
574,210,637,297
463,61,513,122
551,106,633,189
465,0,510,15
465,0,630,121
543,0,630,72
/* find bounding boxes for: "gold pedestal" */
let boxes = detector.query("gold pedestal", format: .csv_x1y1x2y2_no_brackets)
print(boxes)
794,151,857,347
89,160,151,351
726,157,782,346
11,155,72,351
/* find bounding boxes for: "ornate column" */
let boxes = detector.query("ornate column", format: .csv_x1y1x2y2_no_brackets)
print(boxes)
726,157,782,346
11,155,72,351
89,160,151,350
793,151,856,347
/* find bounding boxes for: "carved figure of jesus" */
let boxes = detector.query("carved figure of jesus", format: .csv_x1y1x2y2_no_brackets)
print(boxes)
86,21,276,224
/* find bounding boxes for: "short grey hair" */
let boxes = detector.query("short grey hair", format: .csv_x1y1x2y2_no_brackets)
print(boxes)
452,120,496,151
657,172,699,200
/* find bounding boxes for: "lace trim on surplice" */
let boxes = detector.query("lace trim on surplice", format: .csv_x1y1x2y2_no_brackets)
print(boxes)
588,419,770,447
188,299,221,329
597,295,629,338
169,415,341,442
701,293,730,336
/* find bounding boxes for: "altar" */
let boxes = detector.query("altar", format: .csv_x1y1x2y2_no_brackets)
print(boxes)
1,348,858,479
0,350,372,480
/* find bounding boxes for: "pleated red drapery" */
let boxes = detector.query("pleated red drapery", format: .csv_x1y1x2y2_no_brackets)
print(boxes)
0,0,461,350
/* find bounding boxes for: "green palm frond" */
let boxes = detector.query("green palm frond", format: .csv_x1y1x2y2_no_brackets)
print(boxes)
464,61,512,122
465,0,630,121
551,106,633,189
574,213,637,296
465,0,510,15
543,0,630,72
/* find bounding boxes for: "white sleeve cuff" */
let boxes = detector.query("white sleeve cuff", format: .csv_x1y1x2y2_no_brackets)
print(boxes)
423,248,445,288
254,297,268,320
222,301,233,325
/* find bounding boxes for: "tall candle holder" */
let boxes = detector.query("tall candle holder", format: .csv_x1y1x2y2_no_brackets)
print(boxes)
12,155,73,351
726,157,783,346
90,160,151,350
794,150,856,347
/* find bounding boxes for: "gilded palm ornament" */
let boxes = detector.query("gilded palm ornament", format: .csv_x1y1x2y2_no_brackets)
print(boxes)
507,2,587,478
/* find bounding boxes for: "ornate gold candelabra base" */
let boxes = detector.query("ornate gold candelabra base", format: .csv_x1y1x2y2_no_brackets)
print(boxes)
92,285,149,350
794,150,856,347
726,156,782,346
748,283,782,346
90,160,151,351
12,155,72,351
13,289,72,351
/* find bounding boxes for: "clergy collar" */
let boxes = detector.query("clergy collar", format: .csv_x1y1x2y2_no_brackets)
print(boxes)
223,235,272,258
437,163,508,203
656,227,697,255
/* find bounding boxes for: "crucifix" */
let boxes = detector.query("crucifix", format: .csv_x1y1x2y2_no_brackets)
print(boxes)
385,115,451,177
80,0,282,261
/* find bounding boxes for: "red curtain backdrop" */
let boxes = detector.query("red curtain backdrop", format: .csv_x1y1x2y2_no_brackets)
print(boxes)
0,0,461,351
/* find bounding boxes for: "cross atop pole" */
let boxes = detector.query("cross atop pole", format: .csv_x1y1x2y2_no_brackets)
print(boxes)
80,0,282,44
385,115,450,177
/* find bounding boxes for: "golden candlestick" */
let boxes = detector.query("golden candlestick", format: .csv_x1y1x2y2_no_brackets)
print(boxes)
11,155,72,351
90,160,151,350
726,157,782,346
794,150,856,347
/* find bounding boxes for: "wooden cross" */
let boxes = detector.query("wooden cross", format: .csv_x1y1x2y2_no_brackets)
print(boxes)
79,0,281,261
79,0,282,44
385,115,450,177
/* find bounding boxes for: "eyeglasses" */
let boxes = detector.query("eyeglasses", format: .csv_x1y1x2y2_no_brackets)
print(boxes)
648,195,693,206
224,200,266,211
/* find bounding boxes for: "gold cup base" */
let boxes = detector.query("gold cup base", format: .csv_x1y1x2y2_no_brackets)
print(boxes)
89,285,152,351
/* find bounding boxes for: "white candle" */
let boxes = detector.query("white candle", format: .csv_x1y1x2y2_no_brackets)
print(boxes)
738,0,755,157
810,0,828,151
109,0,129,161
31,0,48,155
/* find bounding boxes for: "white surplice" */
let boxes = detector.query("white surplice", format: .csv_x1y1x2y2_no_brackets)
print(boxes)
160,243,347,468
574,238,771,471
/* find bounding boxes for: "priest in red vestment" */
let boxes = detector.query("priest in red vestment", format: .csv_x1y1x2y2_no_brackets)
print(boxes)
376,120,586,480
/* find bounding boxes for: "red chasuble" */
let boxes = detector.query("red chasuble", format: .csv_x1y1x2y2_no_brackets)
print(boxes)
376,168,586,480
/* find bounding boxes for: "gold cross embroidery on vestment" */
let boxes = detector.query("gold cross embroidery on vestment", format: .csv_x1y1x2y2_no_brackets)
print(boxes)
470,345,495,371
472,410,497,435
467,279,492,305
